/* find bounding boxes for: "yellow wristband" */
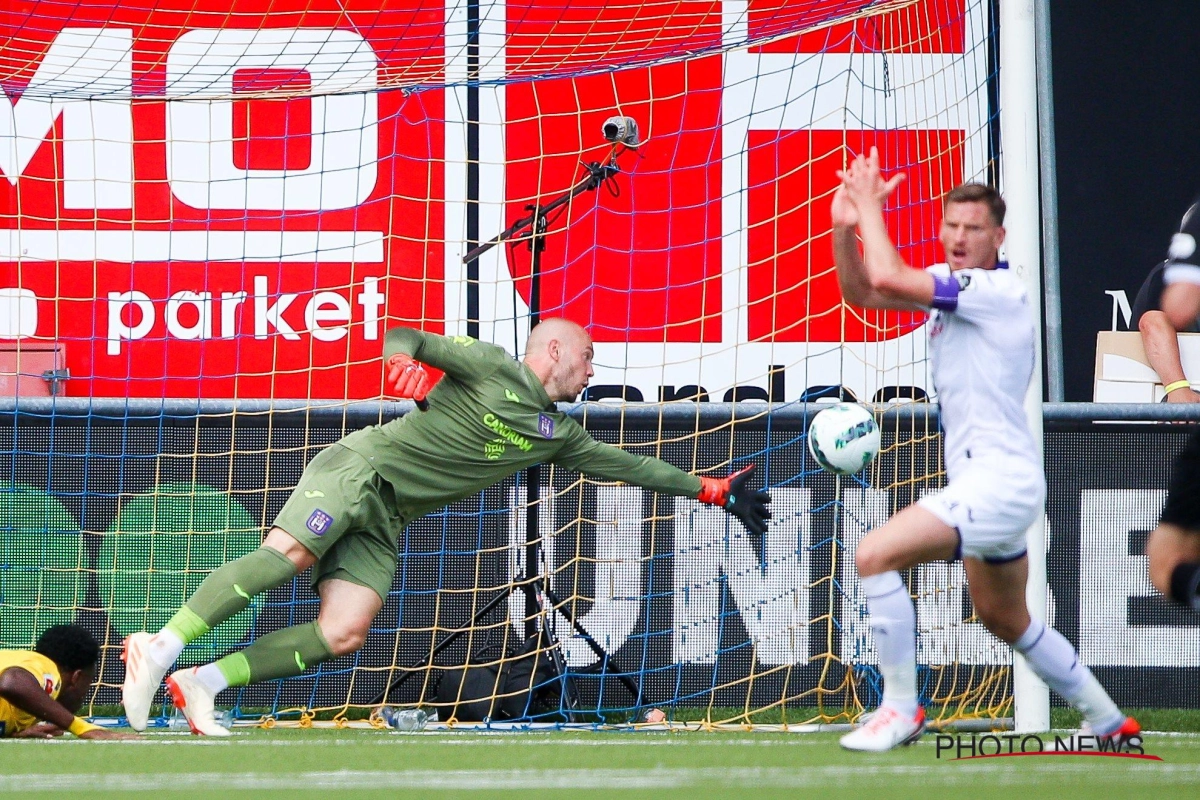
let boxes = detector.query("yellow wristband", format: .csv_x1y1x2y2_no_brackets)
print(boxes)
67,717,100,737
1165,380,1192,395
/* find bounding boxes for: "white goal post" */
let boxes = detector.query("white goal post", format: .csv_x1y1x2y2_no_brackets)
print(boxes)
1000,0,1051,733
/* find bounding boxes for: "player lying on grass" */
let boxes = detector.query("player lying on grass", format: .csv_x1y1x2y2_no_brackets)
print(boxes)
1,624,137,740
123,317,771,735
831,148,1138,752
1151,195,1200,613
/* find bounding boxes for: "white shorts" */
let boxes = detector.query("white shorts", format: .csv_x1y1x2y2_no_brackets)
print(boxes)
918,458,1045,563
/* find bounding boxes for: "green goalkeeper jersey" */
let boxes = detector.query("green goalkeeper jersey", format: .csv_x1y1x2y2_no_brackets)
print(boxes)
336,327,703,525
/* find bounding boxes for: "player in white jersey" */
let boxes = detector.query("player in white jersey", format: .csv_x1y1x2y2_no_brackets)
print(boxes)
831,147,1138,752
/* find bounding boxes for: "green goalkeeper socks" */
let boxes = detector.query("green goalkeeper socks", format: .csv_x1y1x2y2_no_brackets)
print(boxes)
216,621,336,686
162,545,333,687
164,546,298,641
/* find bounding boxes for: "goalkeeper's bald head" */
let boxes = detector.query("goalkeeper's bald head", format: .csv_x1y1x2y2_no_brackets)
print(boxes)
524,318,595,402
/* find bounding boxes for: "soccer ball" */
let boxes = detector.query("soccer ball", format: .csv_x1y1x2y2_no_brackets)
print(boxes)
807,403,880,475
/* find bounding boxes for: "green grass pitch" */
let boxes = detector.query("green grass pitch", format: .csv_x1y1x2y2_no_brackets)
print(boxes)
2,726,1198,799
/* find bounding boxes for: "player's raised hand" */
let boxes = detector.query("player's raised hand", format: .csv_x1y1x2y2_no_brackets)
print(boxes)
697,464,772,536
385,354,434,409
830,185,859,228
838,146,905,210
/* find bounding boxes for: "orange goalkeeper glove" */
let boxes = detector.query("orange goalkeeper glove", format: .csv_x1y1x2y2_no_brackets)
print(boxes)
697,464,772,536
385,354,434,409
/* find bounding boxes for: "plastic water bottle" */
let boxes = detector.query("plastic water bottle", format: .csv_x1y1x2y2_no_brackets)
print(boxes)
380,707,428,732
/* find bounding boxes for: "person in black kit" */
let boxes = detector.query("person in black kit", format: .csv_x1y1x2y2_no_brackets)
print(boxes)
1147,196,1200,612
1133,252,1200,404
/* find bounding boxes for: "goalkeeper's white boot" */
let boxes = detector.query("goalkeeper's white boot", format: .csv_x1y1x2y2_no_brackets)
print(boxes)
840,705,926,752
165,668,232,737
122,632,168,732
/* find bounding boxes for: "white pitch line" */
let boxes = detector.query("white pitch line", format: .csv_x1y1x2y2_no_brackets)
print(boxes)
15,731,1200,750
7,735,833,748
1,764,1196,793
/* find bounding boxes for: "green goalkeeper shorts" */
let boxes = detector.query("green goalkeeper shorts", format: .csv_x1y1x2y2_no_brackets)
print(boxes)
273,443,402,602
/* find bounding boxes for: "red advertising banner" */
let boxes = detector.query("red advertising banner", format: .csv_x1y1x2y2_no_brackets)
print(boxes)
1,0,982,399
504,57,725,343
747,128,963,343
755,0,966,54
1,1,444,398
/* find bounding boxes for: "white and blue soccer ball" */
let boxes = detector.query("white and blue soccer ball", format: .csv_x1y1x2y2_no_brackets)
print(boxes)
807,403,880,475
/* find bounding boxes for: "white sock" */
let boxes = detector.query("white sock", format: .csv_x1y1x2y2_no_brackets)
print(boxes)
148,630,185,673
861,571,919,717
1013,619,1124,734
193,663,230,695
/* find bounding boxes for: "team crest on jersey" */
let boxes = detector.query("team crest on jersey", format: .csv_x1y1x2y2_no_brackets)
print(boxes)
955,272,973,290
537,414,554,439
306,509,334,536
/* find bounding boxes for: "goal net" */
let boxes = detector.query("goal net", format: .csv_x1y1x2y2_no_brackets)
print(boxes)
0,0,1012,728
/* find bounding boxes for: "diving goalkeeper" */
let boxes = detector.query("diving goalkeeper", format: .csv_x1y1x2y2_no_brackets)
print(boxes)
122,317,771,735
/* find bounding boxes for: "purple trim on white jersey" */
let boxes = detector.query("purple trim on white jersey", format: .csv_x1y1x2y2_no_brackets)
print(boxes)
931,273,960,311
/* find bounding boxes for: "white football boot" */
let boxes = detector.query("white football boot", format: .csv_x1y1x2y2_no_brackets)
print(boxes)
122,632,167,732
1080,716,1142,750
840,705,926,752
165,668,232,737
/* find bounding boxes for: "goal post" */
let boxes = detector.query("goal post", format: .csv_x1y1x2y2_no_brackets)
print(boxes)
998,0,1050,734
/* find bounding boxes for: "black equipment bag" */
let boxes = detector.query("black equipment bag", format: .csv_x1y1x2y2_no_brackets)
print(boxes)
435,633,564,722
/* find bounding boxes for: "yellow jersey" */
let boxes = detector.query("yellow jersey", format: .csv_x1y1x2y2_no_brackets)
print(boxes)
0,650,61,738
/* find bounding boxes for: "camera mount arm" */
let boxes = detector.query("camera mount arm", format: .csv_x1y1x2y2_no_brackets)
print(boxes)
461,157,622,265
